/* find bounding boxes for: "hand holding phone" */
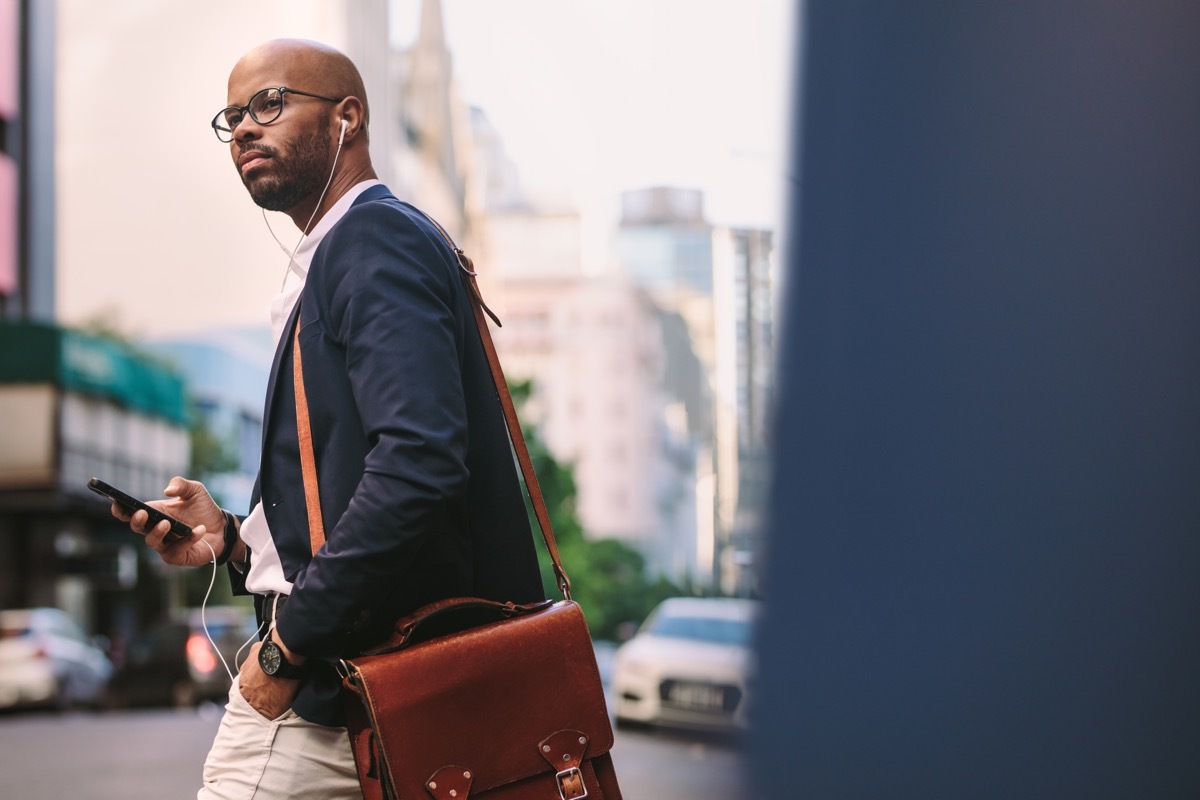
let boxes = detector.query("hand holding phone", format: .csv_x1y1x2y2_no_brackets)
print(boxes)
87,477,194,545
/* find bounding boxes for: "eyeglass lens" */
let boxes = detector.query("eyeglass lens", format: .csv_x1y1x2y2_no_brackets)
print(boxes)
218,88,286,139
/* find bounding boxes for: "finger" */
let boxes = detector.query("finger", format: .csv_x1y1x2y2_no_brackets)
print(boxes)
144,518,174,549
130,508,151,534
110,501,132,522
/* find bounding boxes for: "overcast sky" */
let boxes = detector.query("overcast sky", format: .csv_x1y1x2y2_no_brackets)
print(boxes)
411,0,795,230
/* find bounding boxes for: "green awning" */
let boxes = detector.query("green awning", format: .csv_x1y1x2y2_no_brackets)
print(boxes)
0,321,188,425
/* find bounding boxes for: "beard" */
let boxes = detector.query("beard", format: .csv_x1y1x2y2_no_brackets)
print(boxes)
239,129,332,212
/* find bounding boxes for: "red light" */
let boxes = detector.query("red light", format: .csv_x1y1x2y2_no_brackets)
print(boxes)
32,635,49,659
187,634,218,674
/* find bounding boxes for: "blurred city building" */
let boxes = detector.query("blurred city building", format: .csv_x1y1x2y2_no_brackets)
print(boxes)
492,275,704,582
0,3,191,643
389,0,477,244
471,105,713,584
711,225,775,597
0,0,17,311
0,321,190,636
614,187,776,595
465,94,778,593
0,0,53,322
141,328,274,515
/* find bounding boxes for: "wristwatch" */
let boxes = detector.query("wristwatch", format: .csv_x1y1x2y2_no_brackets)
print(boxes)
258,631,307,679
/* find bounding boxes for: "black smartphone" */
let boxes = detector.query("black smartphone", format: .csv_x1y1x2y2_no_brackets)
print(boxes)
87,477,193,545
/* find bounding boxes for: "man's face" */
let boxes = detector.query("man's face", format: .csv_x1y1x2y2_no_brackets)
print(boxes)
225,67,334,213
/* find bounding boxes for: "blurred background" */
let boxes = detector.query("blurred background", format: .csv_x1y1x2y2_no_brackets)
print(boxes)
0,1,788,797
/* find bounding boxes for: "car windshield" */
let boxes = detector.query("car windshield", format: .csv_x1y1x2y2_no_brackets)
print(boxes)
645,613,752,646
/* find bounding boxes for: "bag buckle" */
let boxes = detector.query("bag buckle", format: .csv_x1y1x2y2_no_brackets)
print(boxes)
555,766,587,800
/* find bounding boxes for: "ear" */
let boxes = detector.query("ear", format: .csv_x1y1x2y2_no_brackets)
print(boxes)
334,97,367,142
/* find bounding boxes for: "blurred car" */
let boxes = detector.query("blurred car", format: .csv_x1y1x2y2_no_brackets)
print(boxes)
0,607,113,711
612,597,760,732
106,605,259,708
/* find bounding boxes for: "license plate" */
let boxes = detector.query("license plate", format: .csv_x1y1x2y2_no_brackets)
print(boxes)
661,680,733,713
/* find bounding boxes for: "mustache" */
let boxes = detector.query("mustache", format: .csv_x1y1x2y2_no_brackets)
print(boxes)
238,143,278,158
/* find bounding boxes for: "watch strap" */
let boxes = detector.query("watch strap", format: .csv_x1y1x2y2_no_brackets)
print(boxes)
214,509,239,567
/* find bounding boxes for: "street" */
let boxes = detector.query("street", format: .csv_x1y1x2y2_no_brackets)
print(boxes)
0,706,747,799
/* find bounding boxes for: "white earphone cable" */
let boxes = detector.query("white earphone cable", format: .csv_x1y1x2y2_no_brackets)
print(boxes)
262,208,295,258
198,538,266,685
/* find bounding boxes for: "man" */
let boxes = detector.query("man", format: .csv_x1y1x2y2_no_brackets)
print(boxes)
113,39,545,799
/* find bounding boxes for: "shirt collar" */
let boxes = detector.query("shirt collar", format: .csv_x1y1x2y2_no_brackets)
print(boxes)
288,179,384,279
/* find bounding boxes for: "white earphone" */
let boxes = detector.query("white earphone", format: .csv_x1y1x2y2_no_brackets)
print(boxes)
339,118,349,144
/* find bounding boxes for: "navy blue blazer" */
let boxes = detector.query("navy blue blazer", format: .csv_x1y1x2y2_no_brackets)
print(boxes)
233,185,545,724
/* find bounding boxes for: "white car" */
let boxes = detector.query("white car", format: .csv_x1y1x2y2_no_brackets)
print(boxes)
612,597,760,732
0,607,113,711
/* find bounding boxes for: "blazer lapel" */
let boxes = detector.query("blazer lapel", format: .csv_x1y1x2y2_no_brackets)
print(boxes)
259,298,303,458
256,184,394,459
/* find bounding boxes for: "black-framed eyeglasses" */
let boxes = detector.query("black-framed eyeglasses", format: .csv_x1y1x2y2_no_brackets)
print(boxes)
211,86,344,142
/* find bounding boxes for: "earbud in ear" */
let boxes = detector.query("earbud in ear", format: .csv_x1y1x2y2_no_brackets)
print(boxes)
338,118,349,145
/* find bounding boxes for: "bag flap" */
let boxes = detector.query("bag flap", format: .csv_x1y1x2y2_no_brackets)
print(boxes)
348,600,614,798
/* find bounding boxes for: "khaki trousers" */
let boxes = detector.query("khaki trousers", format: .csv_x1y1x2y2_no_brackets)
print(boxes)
197,676,362,800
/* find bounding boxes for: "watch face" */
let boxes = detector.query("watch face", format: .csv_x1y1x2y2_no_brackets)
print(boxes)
260,641,282,675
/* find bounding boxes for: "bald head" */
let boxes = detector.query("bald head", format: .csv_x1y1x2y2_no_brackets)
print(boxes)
230,38,370,129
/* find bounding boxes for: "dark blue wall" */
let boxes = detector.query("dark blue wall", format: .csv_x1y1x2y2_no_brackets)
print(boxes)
753,2,1200,796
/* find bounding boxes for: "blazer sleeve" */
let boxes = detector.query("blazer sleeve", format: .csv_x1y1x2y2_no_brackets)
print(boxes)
274,202,470,658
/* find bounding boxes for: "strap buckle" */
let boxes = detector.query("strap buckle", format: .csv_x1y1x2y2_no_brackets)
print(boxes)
555,766,587,800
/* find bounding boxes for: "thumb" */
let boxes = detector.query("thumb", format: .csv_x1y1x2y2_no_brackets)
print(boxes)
163,476,203,499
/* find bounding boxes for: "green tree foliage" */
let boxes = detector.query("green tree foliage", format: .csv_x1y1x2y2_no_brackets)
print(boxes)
189,416,240,481
510,380,682,641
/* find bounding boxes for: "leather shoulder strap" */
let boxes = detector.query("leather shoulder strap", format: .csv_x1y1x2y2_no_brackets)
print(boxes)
291,215,573,599
292,326,327,559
